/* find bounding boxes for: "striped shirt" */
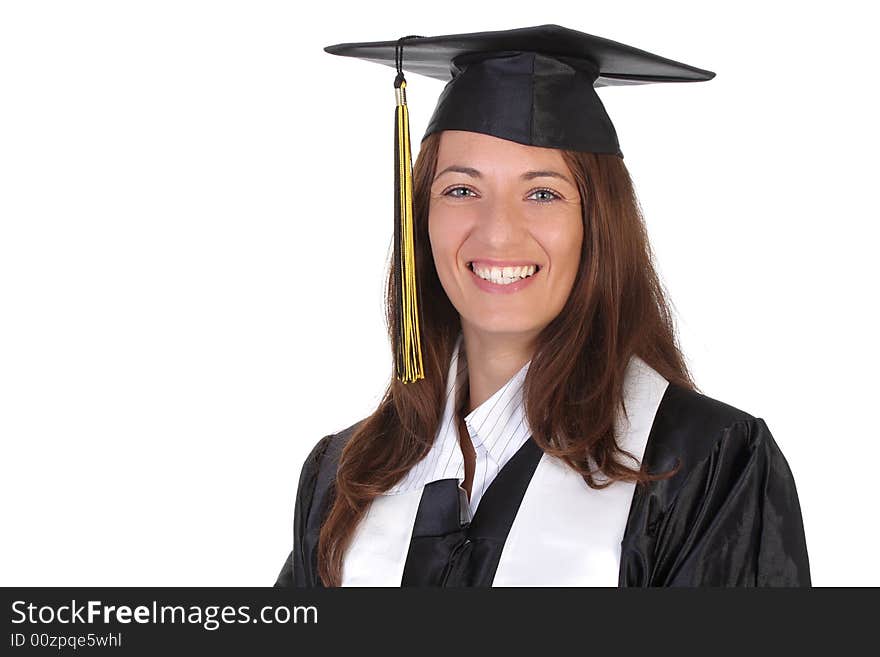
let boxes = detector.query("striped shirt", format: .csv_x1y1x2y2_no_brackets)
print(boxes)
384,332,533,520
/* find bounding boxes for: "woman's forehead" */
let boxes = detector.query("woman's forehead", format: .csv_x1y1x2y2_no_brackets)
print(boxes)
435,130,570,173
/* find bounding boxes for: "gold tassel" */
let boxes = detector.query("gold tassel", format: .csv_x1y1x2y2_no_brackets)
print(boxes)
393,74,425,384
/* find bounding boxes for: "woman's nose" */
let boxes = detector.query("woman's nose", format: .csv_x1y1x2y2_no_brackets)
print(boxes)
476,194,524,242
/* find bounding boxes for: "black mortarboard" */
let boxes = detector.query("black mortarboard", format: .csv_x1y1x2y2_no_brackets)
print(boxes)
323,25,715,384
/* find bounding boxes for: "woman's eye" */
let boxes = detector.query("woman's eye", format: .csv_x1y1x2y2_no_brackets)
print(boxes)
444,186,476,198
528,188,560,203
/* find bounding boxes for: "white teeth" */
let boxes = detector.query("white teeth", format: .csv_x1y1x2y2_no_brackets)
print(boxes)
471,263,538,285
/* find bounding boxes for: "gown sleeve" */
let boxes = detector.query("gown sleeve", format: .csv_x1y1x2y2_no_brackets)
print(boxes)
654,417,811,586
274,434,334,587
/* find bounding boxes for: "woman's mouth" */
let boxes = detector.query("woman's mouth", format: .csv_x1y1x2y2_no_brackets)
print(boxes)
466,261,542,294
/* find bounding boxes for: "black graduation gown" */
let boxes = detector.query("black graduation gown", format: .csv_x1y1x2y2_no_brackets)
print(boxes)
274,382,811,587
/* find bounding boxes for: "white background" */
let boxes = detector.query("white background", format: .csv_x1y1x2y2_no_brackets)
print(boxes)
1,0,876,586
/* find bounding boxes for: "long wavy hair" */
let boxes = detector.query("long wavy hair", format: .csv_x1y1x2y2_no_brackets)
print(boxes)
317,131,698,586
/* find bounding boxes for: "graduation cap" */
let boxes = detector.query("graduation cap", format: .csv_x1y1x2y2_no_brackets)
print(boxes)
323,24,715,384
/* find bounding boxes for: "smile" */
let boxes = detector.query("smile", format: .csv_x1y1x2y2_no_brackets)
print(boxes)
467,261,542,294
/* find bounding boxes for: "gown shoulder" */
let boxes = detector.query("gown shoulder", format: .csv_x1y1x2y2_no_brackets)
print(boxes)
273,419,364,587
621,383,812,586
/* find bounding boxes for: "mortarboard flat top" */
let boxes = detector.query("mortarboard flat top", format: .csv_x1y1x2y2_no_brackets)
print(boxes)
324,24,716,156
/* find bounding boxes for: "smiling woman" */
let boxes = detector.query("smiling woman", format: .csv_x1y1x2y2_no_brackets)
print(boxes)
275,25,811,588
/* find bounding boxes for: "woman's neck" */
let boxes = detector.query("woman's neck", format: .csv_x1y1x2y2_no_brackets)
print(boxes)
460,324,536,413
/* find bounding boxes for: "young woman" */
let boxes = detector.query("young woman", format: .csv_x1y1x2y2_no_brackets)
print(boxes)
275,26,811,587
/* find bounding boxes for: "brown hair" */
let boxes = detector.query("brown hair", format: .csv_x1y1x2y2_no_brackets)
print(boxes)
317,131,697,586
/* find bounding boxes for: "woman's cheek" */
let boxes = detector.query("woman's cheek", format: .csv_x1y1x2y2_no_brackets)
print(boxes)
428,219,455,288
430,213,459,268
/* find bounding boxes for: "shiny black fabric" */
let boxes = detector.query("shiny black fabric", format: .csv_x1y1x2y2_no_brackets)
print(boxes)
275,383,811,587
619,385,811,586
323,24,716,158
423,51,622,155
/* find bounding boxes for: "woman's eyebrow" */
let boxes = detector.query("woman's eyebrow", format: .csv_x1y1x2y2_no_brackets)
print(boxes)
434,165,482,180
521,170,575,186
434,165,575,187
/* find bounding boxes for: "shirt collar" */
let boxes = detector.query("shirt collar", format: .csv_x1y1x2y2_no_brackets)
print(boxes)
452,333,532,463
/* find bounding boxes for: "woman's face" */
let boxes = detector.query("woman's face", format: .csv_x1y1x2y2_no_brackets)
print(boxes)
428,130,583,341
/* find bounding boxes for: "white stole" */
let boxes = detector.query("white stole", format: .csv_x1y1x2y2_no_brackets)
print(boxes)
341,355,669,586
